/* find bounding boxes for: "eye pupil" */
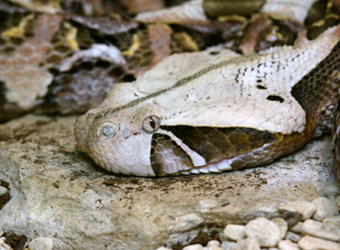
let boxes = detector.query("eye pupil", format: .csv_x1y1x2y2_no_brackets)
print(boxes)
150,117,156,129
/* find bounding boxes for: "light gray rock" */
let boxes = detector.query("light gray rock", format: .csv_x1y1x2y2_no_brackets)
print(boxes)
285,231,301,243
220,241,236,250
207,240,220,248
28,237,53,250
244,217,281,247
223,225,245,241
278,201,317,221
0,186,8,196
278,240,299,250
271,218,288,239
235,238,260,250
323,216,340,238
0,115,338,250
312,197,339,221
302,219,339,241
298,235,340,250
156,247,172,250
290,222,303,234
0,237,12,250
183,244,203,250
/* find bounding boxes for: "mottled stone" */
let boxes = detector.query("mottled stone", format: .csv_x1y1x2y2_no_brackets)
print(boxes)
0,186,8,196
279,201,317,221
183,244,203,250
302,219,339,241
278,240,298,250
285,231,301,243
220,241,236,250
298,235,340,250
290,222,303,234
28,237,53,250
235,238,260,250
223,225,245,241
244,217,281,247
312,197,339,221
0,116,338,250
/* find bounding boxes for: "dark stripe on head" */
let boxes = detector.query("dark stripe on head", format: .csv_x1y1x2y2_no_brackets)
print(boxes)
161,126,280,163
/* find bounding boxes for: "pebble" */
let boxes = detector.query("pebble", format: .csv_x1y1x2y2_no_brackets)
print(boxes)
207,240,220,248
223,224,245,241
312,197,339,221
28,237,53,250
279,201,317,220
271,218,288,239
0,186,8,197
298,235,340,250
0,237,12,250
156,247,172,250
234,238,260,250
183,244,203,250
220,241,236,250
289,222,303,233
278,240,299,250
323,216,340,237
302,219,339,241
285,231,301,243
244,217,281,247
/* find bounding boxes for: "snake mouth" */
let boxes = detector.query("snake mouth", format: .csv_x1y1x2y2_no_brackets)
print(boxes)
150,133,193,176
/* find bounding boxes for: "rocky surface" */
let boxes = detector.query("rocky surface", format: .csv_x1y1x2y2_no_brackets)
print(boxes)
0,115,339,250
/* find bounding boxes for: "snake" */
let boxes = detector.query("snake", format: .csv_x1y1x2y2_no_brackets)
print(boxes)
2,0,340,177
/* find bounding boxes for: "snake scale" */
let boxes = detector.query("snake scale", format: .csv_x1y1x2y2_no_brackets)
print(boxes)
2,0,340,177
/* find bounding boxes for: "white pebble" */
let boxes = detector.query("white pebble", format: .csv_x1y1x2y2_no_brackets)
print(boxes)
279,201,317,221
302,219,339,241
278,240,299,250
220,241,236,250
0,186,8,196
28,237,53,250
271,218,288,239
156,247,172,250
183,244,204,250
285,231,301,243
290,222,303,233
223,224,245,241
298,235,340,250
207,240,221,248
0,237,12,250
323,216,340,238
244,217,281,247
235,238,260,250
312,197,339,221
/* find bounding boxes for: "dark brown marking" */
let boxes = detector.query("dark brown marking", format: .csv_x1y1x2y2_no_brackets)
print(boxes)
161,126,280,163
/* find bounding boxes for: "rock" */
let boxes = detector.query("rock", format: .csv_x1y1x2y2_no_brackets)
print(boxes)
244,217,281,247
0,186,8,196
234,238,260,250
223,225,245,241
278,240,299,250
156,247,172,250
323,216,340,238
27,237,53,250
301,219,339,241
285,232,301,243
0,237,12,250
183,244,203,250
0,115,338,250
312,197,339,221
278,201,317,221
298,235,340,250
271,218,288,239
207,240,221,250
220,241,236,250
290,222,303,233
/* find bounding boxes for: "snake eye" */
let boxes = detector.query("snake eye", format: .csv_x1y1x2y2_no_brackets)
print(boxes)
97,121,118,138
142,115,161,133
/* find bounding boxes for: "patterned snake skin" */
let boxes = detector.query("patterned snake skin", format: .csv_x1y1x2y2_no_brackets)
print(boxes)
2,0,340,177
